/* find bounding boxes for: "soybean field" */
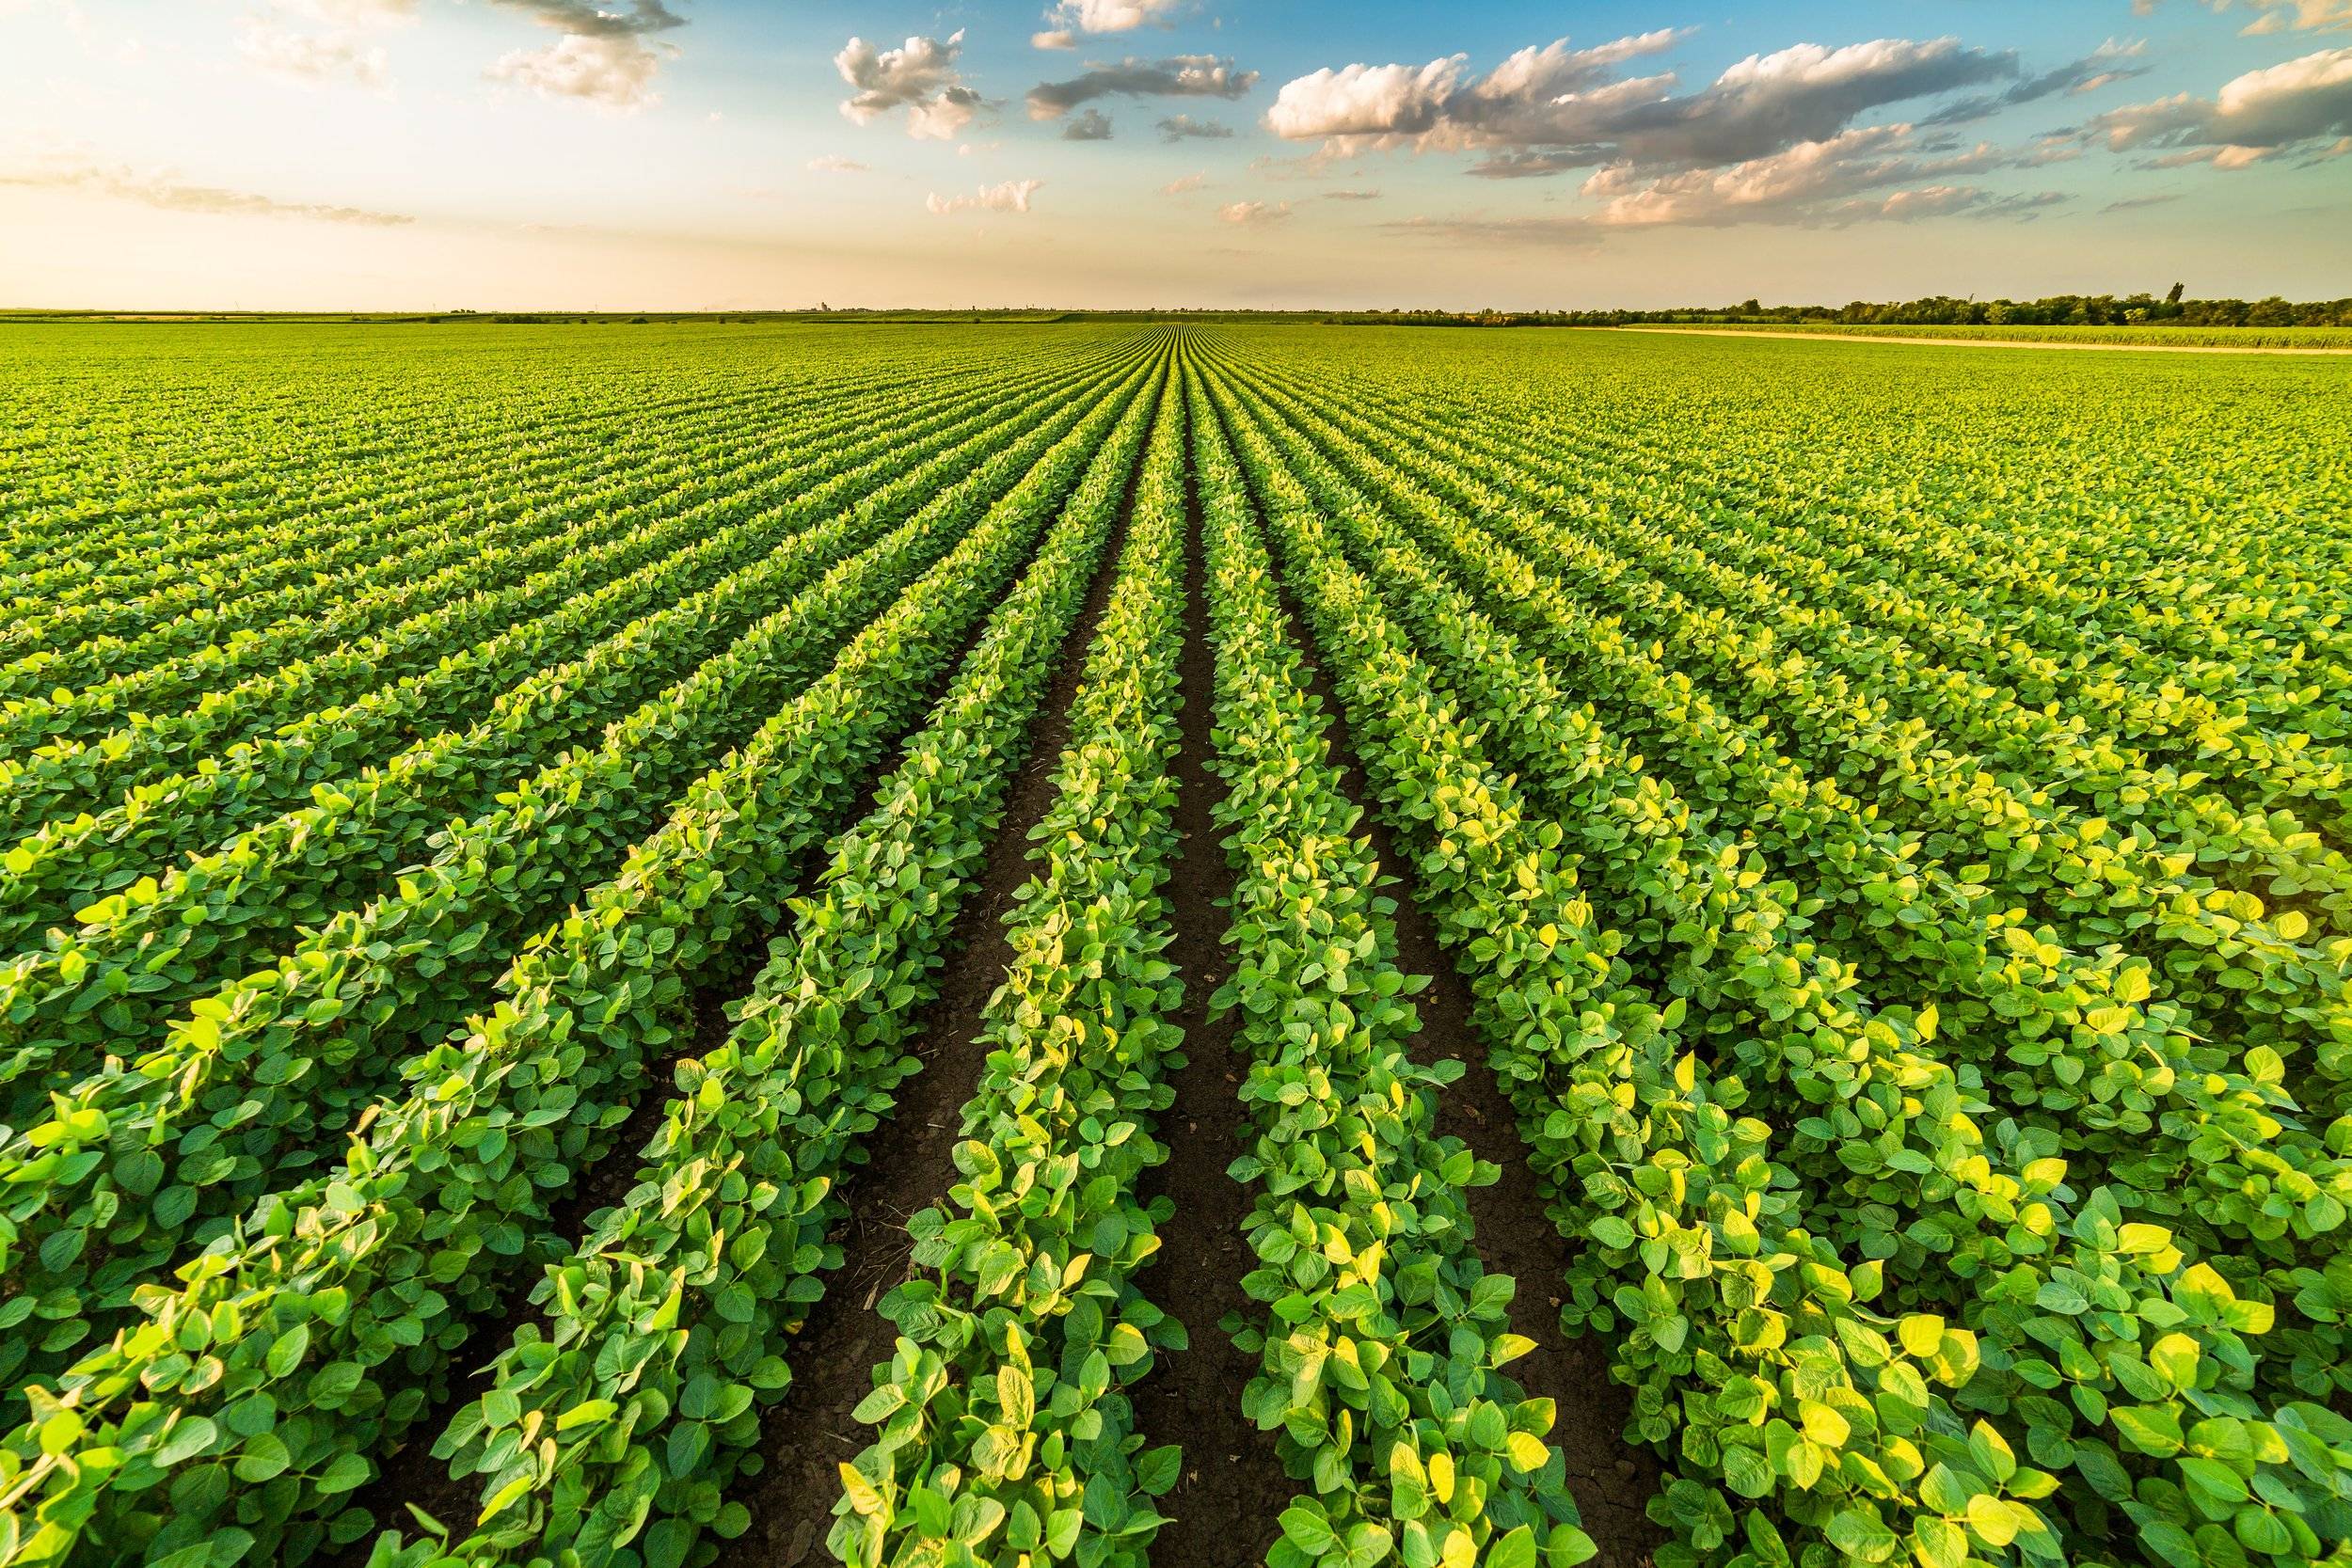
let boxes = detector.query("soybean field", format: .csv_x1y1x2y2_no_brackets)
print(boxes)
3,321,2351,1568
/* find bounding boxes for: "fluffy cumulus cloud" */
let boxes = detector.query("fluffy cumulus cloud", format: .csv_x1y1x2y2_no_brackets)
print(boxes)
2089,46,2352,166
489,33,665,108
484,0,682,110
837,31,983,140
1217,198,1290,223
1063,106,1114,139
1265,32,2126,172
1026,55,1256,119
1264,30,2178,232
1157,113,1232,140
1265,57,1464,141
927,177,1042,214
1160,170,1206,194
1040,0,1184,38
0,159,411,223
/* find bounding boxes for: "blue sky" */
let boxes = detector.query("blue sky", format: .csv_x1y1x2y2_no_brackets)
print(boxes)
0,0,2345,309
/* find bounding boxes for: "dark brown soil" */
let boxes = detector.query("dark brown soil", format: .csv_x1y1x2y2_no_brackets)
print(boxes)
1200,376,1666,1567
1121,406,1293,1567
715,412,1150,1568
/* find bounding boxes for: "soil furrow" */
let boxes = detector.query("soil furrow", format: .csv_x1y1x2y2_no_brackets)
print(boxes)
1200,372,1666,1566
1122,396,1292,1567
334,417,1106,1564
718,378,1159,1568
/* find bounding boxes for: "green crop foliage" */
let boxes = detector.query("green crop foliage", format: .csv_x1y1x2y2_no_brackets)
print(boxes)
0,320,2344,1568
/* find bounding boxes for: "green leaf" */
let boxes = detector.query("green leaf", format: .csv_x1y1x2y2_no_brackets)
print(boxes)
316,1452,372,1495
1824,1510,1899,1563
2111,1405,2185,1458
1281,1504,1338,1558
1137,1445,1182,1497
1488,1526,1539,1568
154,1418,219,1468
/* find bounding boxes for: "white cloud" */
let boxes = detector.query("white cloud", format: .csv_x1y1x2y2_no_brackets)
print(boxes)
488,1,680,37
2090,46,2352,165
1032,29,1077,50
488,32,663,110
837,31,982,139
274,0,415,22
237,15,389,89
232,0,415,91
1266,32,2058,177
477,1,683,110
1576,122,2074,226
927,178,1042,214
1161,170,1207,194
2198,0,2352,34
1826,184,2066,223
1217,198,1291,223
0,159,411,224
807,154,869,173
1042,0,1184,37
1266,57,1463,140
1027,55,1257,119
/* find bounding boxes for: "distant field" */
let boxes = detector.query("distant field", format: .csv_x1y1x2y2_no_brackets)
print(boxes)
1629,319,2352,349
5,320,2351,1568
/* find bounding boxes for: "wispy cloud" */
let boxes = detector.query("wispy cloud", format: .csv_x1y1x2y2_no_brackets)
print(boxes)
1160,170,1207,195
1377,213,1599,248
2179,0,2352,35
927,177,1042,214
1156,112,1233,140
1919,40,2147,124
1,160,412,224
1575,123,2074,227
1027,55,1256,119
1218,198,1291,224
238,17,389,90
234,0,414,92
806,154,869,173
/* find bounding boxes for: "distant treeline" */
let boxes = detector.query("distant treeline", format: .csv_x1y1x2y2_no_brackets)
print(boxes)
1321,290,2352,329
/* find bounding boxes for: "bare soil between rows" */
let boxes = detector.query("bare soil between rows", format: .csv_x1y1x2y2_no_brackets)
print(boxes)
1121,408,1293,1566
716,389,1155,1568
1196,371,1666,1566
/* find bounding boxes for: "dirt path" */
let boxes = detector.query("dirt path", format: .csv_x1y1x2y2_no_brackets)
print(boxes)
1614,325,2352,356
